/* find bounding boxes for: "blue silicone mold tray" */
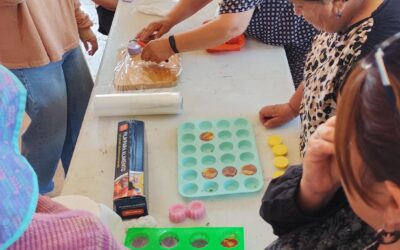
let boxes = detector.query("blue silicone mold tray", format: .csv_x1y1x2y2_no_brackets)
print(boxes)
177,118,263,198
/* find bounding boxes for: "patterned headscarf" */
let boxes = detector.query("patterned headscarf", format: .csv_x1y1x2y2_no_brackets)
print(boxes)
0,65,39,250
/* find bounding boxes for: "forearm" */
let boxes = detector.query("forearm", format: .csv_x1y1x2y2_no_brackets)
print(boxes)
288,82,304,115
92,0,117,11
73,0,93,30
0,0,24,6
174,10,253,52
298,178,340,213
166,0,212,26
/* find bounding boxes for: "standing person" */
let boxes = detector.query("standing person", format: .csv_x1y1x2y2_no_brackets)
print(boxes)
137,0,317,87
0,0,98,194
92,0,118,35
259,0,400,156
260,33,400,249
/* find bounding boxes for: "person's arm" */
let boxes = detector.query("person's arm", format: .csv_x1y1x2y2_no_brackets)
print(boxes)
92,0,117,11
73,0,98,55
260,166,346,236
260,117,344,235
141,10,253,62
0,0,24,6
259,82,304,128
137,0,212,41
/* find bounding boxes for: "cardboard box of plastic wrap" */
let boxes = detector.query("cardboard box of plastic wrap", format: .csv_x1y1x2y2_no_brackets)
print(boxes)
113,120,148,219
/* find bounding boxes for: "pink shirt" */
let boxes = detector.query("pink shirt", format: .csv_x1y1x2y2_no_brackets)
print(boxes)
9,196,125,250
0,0,94,69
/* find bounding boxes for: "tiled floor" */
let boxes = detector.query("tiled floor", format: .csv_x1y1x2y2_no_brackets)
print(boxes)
21,0,108,196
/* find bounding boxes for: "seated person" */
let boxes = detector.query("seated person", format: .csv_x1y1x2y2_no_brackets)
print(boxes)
260,33,400,249
93,0,118,35
259,0,400,156
0,65,124,250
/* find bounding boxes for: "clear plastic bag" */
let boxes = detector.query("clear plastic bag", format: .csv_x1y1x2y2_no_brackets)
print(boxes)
113,44,182,91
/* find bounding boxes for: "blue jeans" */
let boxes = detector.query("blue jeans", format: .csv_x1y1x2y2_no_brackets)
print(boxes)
11,47,93,194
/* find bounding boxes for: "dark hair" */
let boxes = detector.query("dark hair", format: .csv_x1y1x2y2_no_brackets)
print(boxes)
335,37,400,206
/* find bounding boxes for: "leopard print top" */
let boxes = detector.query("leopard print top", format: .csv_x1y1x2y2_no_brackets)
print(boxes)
299,19,373,156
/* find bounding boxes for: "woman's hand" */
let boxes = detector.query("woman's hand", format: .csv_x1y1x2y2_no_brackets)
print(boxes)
136,18,174,42
299,117,341,212
83,36,98,56
141,37,174,63
259,103,297,128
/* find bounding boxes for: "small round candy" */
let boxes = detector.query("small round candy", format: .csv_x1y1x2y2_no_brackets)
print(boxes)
273,156,289,170
272,144,288,156
272,170,285,179
127,42,142,56
267,135,282,147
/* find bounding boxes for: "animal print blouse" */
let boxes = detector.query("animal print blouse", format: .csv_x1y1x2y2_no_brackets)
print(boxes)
299,19,372,155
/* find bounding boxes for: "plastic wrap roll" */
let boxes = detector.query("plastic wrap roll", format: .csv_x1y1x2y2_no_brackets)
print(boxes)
93,92,183,116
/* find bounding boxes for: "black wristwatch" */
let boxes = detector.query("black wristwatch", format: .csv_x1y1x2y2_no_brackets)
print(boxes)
168,35,179,53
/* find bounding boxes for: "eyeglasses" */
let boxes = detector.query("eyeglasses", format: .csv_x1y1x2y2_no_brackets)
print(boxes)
361,33,400,108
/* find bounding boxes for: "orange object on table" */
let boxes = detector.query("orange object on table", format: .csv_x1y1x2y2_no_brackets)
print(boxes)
206,34,246,53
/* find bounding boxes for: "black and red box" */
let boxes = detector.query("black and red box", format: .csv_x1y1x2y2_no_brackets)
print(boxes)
113,120,148,219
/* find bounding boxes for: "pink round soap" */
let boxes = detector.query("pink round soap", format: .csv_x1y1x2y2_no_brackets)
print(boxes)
186,200,206,220
169,204,187,223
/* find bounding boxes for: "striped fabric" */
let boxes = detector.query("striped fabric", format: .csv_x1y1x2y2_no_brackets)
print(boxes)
9,196,125,250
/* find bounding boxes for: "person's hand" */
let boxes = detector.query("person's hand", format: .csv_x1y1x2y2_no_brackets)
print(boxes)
141,37,174,63
299,117,341,212
83,37,98,56
302,116,340,194
136,18,174,42
259,103,296,128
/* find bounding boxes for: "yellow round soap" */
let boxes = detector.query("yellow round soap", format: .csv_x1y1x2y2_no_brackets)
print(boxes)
267,135,282,147
272,170,285,179
272,144,288,156
273,156,289,170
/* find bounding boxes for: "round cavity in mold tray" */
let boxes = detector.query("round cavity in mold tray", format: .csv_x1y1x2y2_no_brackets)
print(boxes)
217,120,230,129
201,143,215,153
199,132,214,141
201,168,218,179
220,153,235,164
183,169,198,181
182,183,199,196
244,177,260,190
222,166,237,177
238,140,252,150
240,152,255,162
234,118,248,127
190,233,209,248
181,122,195,131
219,142,234,152
218,130,232,140
182,145,196,155
182,133,196,143
201,155,216,165
203,181,219,193
182,157,197,167
160,232,179,249
223,180,239,191
236,129,250,138
241,164,257,176
131,234,149,248
199,121,212,130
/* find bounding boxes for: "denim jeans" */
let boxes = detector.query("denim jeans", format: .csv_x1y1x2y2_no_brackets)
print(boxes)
11,47,93,194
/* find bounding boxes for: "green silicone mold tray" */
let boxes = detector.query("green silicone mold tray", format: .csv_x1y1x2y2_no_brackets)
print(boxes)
125,227,244,249
177,118,263,198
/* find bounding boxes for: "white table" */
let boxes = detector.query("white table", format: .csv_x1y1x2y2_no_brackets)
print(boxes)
63,0,302,248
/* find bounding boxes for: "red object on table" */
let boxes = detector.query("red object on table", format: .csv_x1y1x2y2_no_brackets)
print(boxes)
206,34,246,53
